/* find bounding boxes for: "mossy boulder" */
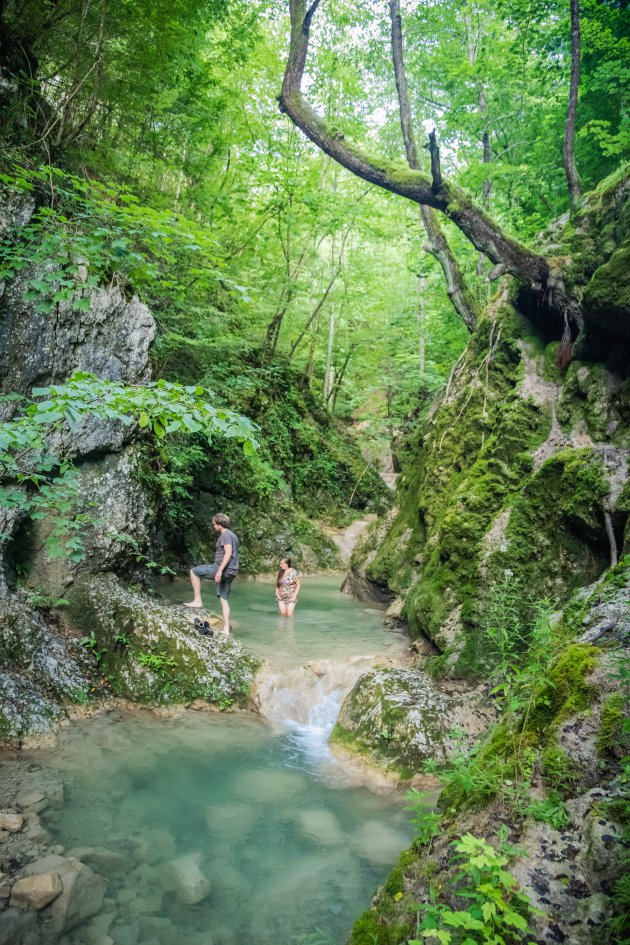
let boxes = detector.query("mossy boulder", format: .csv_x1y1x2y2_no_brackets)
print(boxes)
331,668,495,777
64,574,261,708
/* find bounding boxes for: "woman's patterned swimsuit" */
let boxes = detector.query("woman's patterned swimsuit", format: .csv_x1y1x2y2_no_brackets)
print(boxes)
278,568,299,603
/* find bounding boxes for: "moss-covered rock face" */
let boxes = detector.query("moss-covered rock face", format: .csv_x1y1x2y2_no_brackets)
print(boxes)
347,564,628,945
331,668,495,777
350,173,630,676
64,574,261,708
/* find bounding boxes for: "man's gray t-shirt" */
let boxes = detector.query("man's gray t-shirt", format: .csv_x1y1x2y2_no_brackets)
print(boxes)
214,529,239,575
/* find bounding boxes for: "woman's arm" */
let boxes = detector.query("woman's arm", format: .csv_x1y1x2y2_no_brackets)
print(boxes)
290,578,301,602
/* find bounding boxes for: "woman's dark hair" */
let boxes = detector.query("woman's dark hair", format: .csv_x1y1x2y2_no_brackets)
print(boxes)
276,557,291,587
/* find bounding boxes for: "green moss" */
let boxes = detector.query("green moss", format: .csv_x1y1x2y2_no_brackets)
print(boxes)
556,362,627,444
348,910,413,945
543,342,565,382
492,449,610,607
584,245,630,333
383,850,417,897
597,693,626,757
529,644,600,732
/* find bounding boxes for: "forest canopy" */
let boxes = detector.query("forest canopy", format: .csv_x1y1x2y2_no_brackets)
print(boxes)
0,0,628,443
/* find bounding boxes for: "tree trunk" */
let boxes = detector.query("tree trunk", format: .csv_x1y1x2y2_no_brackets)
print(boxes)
331,344,355,411
564,0,581,211
323,232,336,406
280,0,551,294
389,0,478,332
417,275,426,377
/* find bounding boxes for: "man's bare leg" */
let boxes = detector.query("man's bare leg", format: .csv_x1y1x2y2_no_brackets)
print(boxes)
219,597,230,634
185,569,204,608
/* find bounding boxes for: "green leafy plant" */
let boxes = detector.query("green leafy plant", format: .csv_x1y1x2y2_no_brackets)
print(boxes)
524,793,569,830
24,591,70,610
137,651,177,674
69,684,92,705
0,372,258,560
79,631,107,663
411,832,539,945
405,790,441,850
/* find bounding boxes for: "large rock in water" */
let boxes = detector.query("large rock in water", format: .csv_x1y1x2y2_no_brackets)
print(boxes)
332,667,495,775
64,573,261,706
21,853,106,934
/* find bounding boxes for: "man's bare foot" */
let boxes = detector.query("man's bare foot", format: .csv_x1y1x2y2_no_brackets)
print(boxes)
184,601,203,608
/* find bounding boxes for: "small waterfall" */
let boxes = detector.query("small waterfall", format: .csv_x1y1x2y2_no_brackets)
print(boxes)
253,656,380,767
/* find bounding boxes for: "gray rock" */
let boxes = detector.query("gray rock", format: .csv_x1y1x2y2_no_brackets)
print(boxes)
15,789,48,813
67,847,125,874
0,810,23,832
11,871,63,910
0,906,38,945
0,283,155,398
111,924,140,945
580,594,630,645
26,446,154,598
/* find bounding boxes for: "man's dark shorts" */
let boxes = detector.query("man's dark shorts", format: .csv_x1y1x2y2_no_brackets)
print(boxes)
191,564,237,600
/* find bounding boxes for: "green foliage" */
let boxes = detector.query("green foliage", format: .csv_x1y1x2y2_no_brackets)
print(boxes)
430,595,601,818
410,832,538,945
524,793,569,830
0,372,257,561
68,685,92,706
405,790,442,849
79,631,107,664
483,573,527,683
137,651,178,674
0,166,243,314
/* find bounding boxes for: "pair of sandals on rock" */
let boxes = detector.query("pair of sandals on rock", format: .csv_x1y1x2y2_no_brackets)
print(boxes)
193,617,214,636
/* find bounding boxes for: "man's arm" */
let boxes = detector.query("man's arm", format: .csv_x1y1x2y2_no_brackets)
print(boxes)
215,542,232,581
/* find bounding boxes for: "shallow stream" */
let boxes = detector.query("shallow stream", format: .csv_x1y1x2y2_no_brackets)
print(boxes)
10,577,417,945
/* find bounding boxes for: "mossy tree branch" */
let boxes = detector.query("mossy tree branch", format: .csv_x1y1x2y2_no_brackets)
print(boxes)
280,0,551,293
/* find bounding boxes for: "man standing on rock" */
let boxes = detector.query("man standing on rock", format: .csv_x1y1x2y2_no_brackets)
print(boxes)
185,513,239,635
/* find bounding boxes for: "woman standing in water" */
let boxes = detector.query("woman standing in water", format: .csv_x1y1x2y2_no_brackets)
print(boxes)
275,557,300,617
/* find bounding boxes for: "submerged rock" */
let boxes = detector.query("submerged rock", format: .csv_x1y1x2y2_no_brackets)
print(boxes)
22,853,106,934
163,853,210,905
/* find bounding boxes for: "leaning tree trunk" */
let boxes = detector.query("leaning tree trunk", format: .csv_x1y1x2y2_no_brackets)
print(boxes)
564,0,581,211
389,0,478,332
280,0,551,293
